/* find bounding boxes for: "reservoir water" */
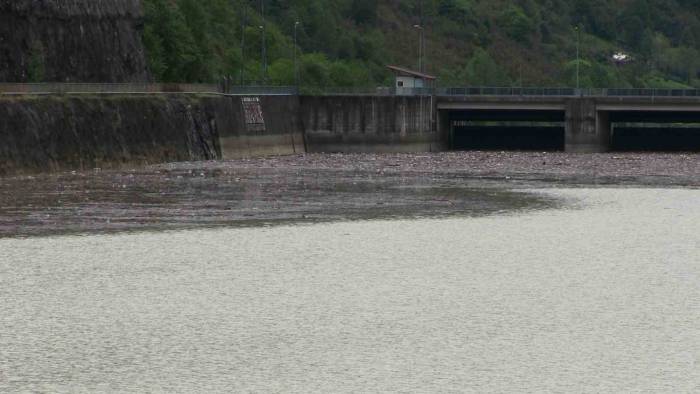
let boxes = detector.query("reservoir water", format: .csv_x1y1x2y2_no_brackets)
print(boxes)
1,188,699,392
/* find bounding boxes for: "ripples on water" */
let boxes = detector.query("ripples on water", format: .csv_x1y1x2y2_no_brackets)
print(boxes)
1,188,700,392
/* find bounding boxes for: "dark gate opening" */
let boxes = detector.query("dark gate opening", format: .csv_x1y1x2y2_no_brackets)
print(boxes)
612,127,700,151
608,111,700,152
452,125,565,151
449,109,566,152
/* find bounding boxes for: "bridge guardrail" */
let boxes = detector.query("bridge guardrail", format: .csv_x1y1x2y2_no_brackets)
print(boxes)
437,87,700,98
438,87,578,96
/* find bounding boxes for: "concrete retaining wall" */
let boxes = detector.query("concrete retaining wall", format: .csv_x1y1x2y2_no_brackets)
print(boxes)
0,93,482,176
0,95,220,174
0,94,306,175
216,95,304,159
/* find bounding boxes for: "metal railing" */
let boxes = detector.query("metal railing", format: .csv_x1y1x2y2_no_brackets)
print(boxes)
437,87,700,98
603,88,700,97
3,83,700,99
225,86,298,95
438,87,578,97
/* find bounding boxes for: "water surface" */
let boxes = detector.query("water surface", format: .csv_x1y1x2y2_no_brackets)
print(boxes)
2,188,699,392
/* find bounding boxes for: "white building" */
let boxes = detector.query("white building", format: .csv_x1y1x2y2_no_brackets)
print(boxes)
387,65,436,95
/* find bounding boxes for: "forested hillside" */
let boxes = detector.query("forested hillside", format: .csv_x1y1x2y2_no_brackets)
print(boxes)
143,0,700,89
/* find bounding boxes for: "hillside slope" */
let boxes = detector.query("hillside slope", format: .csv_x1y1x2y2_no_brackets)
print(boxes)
3,0,700,88
0,0,149,82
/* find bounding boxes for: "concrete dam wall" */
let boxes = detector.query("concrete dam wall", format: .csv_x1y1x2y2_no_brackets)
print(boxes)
0,94,440,175
300,95,445,153
0,95,220,174
0,94,310,175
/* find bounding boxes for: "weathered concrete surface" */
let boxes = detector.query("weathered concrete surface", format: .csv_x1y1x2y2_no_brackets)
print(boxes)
216,95,304,159
0,95,220,174
0,94,307,175
300,95,445,153
565,98,611,153
0,0,149,82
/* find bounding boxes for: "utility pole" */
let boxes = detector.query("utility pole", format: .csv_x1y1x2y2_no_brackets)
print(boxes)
260,0,267,84
418,0,425,73
294,21,300,87
413,25,424,73
575,25,580,90
519,63,523,87
239,0,247,85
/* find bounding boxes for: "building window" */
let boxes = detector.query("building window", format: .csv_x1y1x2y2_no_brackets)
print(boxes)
397,81,404,87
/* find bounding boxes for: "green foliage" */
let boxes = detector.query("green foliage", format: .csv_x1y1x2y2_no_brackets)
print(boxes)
140,0,700,89
143,0,201,82
27,40,45,83
497,5,535,43
348,0,378,26
642,72,692,88
461,48,511,86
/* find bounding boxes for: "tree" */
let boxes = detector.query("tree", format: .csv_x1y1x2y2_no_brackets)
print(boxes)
461,48,510,86
142,0,200,82
27,40,46,83
497,5,535,43
349,0,378,26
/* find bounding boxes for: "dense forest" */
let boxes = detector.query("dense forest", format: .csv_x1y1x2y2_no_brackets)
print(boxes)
142,0,700,89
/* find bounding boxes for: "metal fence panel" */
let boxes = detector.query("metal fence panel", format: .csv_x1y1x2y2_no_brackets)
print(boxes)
4,84,700,98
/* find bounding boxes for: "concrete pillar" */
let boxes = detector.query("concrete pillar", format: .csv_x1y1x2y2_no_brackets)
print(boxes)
437,110,452,149
565,98,610,152
596,110,611,151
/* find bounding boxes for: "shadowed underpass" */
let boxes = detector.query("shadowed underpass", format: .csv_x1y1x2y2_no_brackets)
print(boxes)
452,126,565,151
447,108,700,152
608,111,700,152
449,109,566,151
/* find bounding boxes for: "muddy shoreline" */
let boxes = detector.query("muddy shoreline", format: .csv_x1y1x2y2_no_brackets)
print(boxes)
1,152,698,238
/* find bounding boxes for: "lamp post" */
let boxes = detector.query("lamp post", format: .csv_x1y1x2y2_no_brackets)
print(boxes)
259,25,266,84
260,0,267,84
294,21,300,87
239,0,247,85
575,25,580,90
413,24,424,73
413,24,426,130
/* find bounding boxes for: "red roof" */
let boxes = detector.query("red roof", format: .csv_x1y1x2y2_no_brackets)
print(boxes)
386,65,437,80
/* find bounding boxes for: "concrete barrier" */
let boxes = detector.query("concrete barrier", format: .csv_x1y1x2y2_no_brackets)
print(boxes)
300,95,445,153
214,95,304,159
0,95,221,174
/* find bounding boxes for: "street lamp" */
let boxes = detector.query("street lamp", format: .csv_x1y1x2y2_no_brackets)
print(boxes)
259,25,266,84
413,24,424,73
239,0,247,85
294,21,300,87
574,25,580,90
260,0,267,84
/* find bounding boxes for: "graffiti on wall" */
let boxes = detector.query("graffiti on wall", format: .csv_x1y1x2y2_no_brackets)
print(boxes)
242,97,266,132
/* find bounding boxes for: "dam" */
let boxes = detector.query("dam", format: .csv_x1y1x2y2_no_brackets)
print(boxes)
2,85,700,174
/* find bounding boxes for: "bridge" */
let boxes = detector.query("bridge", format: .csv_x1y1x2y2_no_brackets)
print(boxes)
295,88,700,154
436,90,700,152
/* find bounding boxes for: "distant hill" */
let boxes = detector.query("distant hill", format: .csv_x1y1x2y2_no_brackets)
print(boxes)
10,0,695,88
